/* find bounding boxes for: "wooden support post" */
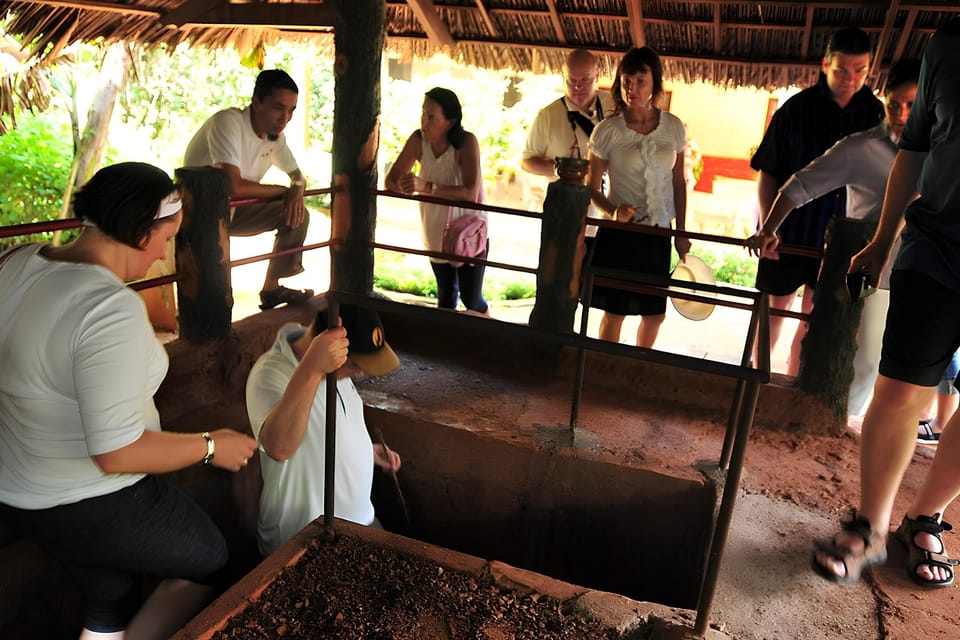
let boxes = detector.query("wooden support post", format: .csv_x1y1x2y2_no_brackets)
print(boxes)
528,180,590,334
331,0,385,295
174,166,233,342
798,217,876,431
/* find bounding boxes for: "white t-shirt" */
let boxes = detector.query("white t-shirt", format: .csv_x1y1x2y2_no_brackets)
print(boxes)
246,324,376,556
0,245,163,509
183,106,299,182
588,111,686,228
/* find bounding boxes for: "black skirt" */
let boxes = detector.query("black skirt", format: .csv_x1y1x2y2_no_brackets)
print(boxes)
587,227,671,316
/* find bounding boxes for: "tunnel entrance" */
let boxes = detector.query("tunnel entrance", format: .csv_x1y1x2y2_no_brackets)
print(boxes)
368,410,716,609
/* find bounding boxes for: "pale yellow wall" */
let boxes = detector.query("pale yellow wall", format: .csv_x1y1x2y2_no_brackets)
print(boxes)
665,81,798,159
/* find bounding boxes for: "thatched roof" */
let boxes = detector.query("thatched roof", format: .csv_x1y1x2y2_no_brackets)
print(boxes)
1,0,959,91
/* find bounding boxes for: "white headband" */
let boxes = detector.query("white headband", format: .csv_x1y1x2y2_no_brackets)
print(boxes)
156,190,182,220
81,189,182,228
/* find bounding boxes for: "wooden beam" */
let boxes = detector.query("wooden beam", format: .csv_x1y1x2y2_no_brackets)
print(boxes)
405,0,455,47
869,0,901,80
543,0,566,44
891,8,918,63
7,0,160,17
800,5,813,60
159,0,224,27
390,33,827,70
626,0,646,48
175,4,336,30
473,0,498,38
713,3,721,53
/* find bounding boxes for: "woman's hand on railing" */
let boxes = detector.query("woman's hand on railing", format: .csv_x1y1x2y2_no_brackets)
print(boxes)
612,203,635,223
394,172,425,196
745,229,780,259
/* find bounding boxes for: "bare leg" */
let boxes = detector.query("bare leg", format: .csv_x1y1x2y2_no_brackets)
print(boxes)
815,375,932,579
936,390,959,430
599,312,625,343
766,292,798,373
125,579,215,640
785,286,815,377
636,313,665,349
907,411,960,582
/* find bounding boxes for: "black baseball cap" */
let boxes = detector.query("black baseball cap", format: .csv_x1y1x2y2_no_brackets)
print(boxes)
315,304,399,376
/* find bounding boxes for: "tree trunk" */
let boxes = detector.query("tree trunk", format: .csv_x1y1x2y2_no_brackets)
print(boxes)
330,0,385,294
55,42,130,242
529,181,589,334
798,217,876,431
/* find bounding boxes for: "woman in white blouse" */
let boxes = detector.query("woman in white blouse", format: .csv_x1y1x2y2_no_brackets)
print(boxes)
587,47,690,348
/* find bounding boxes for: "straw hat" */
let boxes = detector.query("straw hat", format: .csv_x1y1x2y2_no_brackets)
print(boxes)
669,255,716,321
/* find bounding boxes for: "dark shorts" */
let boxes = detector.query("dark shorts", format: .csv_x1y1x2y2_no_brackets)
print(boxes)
588,228,671,316
0,476,227,632
755,254,821,296
879,270,960,387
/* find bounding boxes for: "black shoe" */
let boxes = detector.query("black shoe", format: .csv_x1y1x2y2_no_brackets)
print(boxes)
259,286,314,310
918,420,941,445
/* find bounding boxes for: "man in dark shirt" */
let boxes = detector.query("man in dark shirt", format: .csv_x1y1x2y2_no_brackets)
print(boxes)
751,27,884,375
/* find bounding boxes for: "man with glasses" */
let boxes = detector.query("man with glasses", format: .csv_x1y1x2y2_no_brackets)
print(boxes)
522,48,616,236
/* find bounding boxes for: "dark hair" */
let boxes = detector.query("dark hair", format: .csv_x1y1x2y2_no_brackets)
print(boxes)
611,47,664,112
253,69,298,101
424,87,469,149
72,162,177,249
886,58,921,93
825,27,873,59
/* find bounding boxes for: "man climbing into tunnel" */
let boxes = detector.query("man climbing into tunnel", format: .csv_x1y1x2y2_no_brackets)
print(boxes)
245,303,402,556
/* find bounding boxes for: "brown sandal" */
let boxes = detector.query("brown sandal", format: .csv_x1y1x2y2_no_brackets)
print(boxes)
812,511,887,585
895,513,959,588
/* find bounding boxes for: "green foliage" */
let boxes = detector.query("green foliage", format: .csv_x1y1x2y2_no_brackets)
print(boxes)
496,277,537,301
0,113,74,247
671,245,758,288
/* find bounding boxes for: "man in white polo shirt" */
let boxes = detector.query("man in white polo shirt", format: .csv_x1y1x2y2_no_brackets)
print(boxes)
184,69,313,310
245,303,402,556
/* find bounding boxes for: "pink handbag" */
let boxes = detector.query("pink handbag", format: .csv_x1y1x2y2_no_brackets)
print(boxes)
441,209,487,268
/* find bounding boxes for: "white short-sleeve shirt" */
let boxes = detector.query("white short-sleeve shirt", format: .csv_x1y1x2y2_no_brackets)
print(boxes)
183,106,298,182
0,245,164,509
246,324,376,556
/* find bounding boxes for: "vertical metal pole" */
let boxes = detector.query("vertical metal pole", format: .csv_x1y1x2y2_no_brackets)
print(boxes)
719,379,744,469
694,379,762,637
321,297,340,541
722,294,765,468
569,264,595,431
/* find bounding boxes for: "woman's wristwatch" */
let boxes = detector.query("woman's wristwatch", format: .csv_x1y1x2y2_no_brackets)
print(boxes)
199,432,215,465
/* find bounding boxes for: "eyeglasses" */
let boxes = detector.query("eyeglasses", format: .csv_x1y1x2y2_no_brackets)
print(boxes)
565,75,598,88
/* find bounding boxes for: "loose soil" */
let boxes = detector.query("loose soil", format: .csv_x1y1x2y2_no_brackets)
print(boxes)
210,535,624,640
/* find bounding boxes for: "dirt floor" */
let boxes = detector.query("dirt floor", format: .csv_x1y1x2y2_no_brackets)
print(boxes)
355,346,960,640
